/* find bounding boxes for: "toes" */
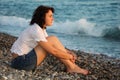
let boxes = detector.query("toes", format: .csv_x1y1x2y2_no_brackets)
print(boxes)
83,70,89,75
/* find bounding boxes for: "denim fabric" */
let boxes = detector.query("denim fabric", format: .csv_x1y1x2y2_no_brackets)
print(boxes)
11,49,37,71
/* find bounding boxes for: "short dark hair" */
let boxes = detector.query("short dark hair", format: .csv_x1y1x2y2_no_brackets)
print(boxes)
30,5,54,28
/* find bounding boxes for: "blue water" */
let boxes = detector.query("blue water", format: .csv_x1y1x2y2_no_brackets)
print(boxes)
0,0,120,58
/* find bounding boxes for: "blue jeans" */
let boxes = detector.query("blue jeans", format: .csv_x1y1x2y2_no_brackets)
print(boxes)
11,49,37,71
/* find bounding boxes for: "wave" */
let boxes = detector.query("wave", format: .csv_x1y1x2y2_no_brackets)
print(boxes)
51,18,102,37
0,16,30,36
0,16,120,40
0,16,30,28
102,27,120,40
51,19,120,40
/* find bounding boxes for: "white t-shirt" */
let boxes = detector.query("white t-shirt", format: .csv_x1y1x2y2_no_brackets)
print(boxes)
10,23,48,55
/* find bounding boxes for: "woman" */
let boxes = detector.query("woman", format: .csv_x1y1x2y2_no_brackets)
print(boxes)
10,5,88,75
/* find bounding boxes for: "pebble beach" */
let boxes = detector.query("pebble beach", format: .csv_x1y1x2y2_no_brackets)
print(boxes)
0,32,120,80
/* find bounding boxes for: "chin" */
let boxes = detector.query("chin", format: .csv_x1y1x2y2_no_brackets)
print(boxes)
46,23,53,26
49,24,53,26
47,25,52,27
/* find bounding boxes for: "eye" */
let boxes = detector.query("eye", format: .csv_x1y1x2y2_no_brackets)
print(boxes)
50,15,53,17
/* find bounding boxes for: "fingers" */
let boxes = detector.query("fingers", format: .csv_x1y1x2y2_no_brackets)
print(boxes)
70,55,76,63
70,51,77,60
70,59,75,63
66,49,77,63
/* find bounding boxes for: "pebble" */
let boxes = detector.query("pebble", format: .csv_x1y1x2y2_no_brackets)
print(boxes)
0,75,8,80
0,32,120,80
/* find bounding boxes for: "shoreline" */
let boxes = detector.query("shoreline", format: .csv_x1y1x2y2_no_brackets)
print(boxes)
0,32,120,80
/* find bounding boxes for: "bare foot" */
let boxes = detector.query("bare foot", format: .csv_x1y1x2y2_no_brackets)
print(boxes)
67,65,89,75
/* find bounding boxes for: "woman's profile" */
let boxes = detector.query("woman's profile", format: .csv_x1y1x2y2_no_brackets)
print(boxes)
10,5,88,75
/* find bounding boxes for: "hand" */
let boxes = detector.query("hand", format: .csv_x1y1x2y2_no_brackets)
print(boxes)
67,50,77,60
69,54,75,63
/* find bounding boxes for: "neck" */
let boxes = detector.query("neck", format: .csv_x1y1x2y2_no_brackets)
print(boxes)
43,25,46,29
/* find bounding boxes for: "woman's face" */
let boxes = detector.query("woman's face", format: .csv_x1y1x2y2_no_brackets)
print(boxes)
44,10,54,27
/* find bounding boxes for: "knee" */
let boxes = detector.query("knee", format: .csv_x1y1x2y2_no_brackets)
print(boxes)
46,35,58,40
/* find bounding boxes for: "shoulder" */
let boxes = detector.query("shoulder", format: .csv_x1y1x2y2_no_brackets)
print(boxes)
29,24,46,37
30,24,43,32
33,24,42,29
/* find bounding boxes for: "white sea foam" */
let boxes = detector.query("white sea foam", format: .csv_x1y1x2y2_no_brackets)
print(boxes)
51,18,103,37
0,16,30,28
119,26,120,30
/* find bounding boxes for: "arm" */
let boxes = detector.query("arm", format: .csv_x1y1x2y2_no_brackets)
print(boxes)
66,49,77,62
66,49,77,58
38,41,73,60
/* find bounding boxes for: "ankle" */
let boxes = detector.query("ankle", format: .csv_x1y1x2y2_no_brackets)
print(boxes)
67,64,76,70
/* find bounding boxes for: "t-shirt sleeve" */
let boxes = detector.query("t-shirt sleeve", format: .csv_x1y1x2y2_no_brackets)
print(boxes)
31,26,48,42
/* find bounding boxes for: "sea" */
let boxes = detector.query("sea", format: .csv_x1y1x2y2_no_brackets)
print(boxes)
0,0,120,58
